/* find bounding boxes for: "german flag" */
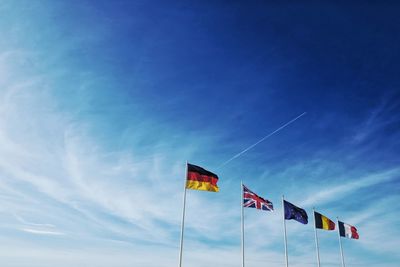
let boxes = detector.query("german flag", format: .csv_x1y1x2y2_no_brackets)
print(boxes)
314,211,335,230
186,163,219,192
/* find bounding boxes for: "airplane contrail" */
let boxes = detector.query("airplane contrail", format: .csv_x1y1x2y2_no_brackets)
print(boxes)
219,112,307,168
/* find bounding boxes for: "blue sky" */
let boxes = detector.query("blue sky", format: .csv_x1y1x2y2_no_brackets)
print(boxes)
1,1,399,266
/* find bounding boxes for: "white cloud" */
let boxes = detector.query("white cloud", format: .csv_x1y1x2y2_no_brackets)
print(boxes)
21,228,64,236
301,168,400,207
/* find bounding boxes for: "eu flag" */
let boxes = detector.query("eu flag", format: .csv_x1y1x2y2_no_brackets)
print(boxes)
284,200,308,224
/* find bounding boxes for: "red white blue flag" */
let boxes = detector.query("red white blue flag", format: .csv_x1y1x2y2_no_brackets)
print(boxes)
243,184,273,211
338,221,359,239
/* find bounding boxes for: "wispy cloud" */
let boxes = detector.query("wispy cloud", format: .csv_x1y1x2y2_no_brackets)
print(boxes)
14,213,55,228
21,228,64,236
351,93,400,145
0,76,227,247
301,168,400,206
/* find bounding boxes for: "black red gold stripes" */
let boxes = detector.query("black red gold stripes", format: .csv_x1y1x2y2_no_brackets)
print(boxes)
186,163,219,192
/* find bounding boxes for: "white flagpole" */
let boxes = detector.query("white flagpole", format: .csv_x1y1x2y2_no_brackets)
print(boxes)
178,161,188,267
282,195,289,267
337,217,345,267
313,208,321,267
241,181,245,267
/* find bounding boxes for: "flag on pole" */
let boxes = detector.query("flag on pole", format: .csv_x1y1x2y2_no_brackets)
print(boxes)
284,200,308,224
338,221,359,239
186,163,219,192
314,211,335,230
243,184,273,211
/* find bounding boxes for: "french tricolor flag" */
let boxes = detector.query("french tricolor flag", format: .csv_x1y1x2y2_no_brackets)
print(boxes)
338,221,359,239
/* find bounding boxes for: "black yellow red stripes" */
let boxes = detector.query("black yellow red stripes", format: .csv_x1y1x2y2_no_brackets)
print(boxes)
314,211,335,230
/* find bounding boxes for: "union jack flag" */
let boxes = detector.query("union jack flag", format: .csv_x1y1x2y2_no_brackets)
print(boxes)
243,184,273,211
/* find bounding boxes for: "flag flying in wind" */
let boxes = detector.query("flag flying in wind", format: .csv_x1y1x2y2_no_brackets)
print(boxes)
243,184,273,211
186,163,219,192
314,211,335,230
284,200,308,224
338,221,359,239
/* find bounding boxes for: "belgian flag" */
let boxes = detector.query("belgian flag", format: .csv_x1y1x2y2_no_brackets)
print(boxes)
186,163,219,192
314,211,335,230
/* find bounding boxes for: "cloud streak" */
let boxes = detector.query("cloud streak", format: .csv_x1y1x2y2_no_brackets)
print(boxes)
301,168,400,206
21,228,64,236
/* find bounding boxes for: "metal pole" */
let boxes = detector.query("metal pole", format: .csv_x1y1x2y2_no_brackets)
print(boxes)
282,195,289,267
313,208,321,267
241,181,245,267
178,161,188,267
337,217,345,267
